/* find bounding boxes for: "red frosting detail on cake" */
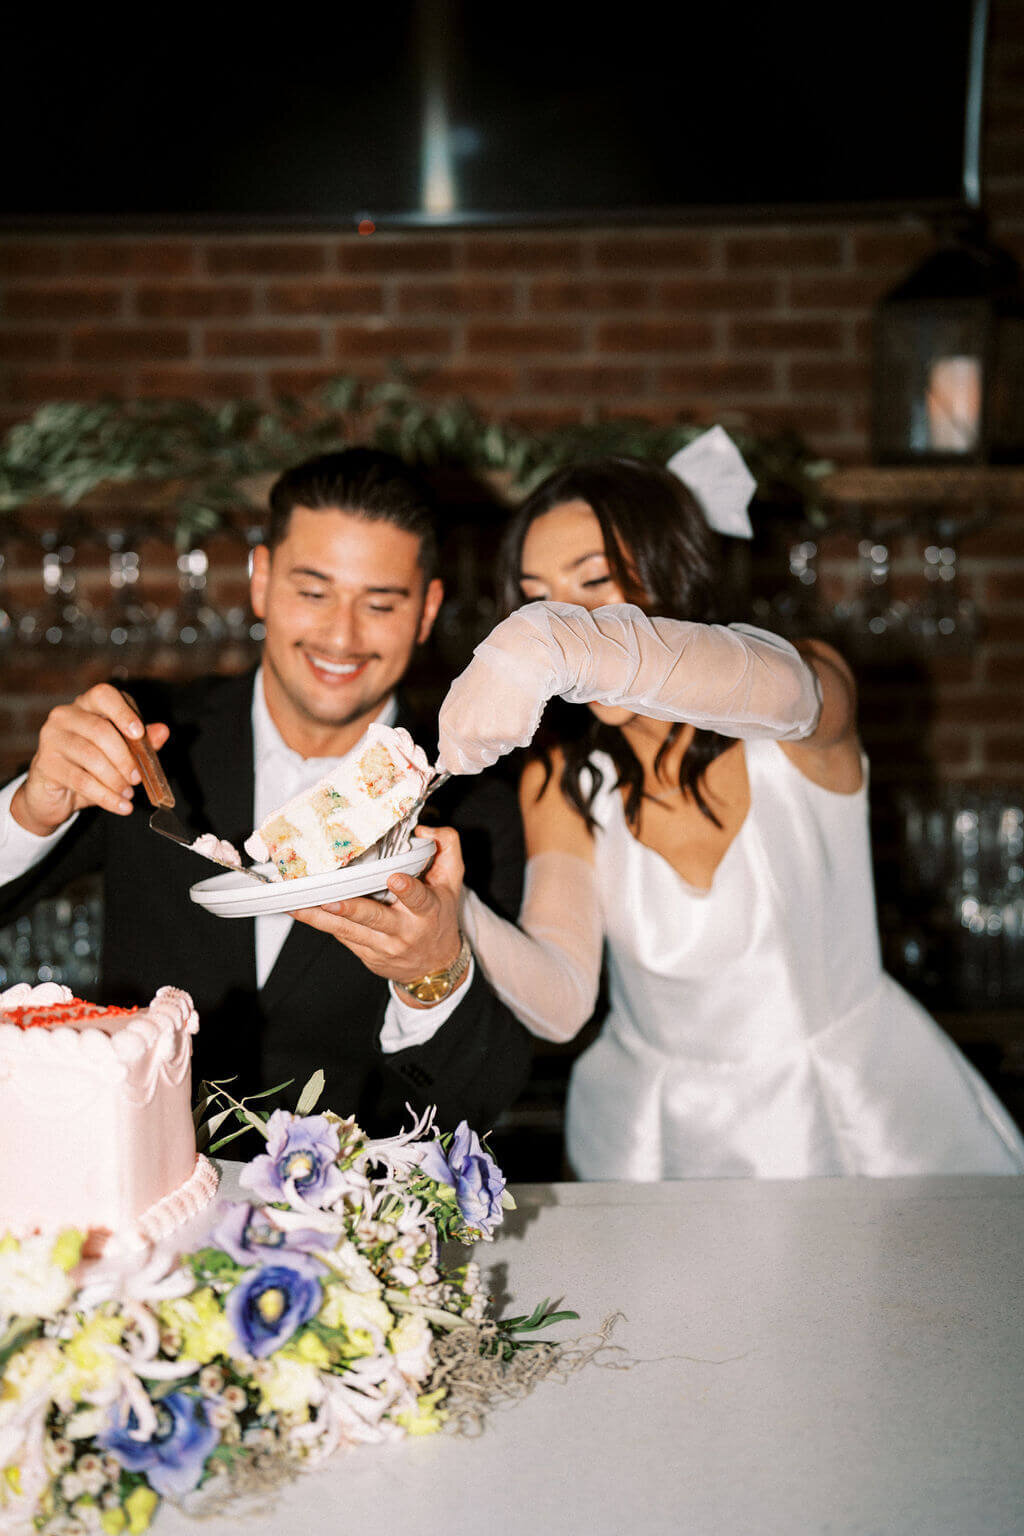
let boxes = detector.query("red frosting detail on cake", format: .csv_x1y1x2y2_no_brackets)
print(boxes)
4,1000,140,1031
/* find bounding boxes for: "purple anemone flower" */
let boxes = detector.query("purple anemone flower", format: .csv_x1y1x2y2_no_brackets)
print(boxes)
418,1122,506,1236
239,1111,345,1209
211,1202,327,1268
226,1260,322,1359
99,1393,218,1498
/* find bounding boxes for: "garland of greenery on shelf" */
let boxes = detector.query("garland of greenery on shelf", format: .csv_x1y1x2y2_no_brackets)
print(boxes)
0,371,833,545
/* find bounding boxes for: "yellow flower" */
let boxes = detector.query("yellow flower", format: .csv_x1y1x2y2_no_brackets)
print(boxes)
282,1331,331,1369
395,1387,447,1437
124,1484,159,1533
255,1354,323,1416
319,1283,393,1357
3,1336,67,1405
3,1465,21,1495
389,1313,427,1354
66,1314,124,1400
50,1229,85,1273
160,1288,233,1365
100,1508,127,1535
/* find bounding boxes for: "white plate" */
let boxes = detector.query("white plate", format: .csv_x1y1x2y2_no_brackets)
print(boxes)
188,837,438,919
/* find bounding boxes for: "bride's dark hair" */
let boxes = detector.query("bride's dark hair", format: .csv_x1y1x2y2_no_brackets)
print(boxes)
497,455,736,830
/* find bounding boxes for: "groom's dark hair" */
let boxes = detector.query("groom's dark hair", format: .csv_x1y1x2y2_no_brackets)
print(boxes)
266,448,440,582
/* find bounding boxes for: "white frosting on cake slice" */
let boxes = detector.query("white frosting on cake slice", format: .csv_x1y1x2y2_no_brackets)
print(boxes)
244,721,432,879
0,982,218,1252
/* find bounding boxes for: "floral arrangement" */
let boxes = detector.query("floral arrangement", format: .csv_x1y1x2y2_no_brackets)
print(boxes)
0,1083,575,1535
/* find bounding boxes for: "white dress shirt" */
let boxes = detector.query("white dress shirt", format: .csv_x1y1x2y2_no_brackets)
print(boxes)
0,671,469,1052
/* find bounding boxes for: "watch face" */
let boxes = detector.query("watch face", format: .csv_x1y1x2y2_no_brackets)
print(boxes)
401,935,469,1004
412,977,451,1004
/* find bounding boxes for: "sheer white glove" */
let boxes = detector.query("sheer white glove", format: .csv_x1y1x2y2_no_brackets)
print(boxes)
438,601,821,775
461,851,602,1043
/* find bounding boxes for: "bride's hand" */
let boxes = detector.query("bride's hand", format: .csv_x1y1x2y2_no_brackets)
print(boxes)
437,600,822,777
437,606,564,776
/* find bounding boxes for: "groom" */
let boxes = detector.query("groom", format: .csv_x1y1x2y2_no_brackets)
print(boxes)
0,449,531,1134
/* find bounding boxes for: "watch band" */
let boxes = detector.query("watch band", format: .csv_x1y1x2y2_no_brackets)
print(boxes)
394,932,472,1005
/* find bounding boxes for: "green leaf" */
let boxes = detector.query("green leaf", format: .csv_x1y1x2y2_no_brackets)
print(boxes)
0,1317,43,1376
500,1297,580,1333
295,1070,326,1116
189,1247,244,1279
237,1079,296,1103
208,1123,260,1154
196,1106,236,1148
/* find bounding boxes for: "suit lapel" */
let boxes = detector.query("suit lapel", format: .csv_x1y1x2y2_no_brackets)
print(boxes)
178,671,259,992
187,672,258,853
260,917,344,1012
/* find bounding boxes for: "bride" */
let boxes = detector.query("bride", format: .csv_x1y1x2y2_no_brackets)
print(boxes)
437,442,1024,1181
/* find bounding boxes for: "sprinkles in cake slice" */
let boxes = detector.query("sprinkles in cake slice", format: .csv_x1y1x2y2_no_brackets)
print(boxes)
245,722,432,879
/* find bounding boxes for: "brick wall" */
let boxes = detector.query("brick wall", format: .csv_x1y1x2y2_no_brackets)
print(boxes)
0,222,1005,463
0,0,1022,787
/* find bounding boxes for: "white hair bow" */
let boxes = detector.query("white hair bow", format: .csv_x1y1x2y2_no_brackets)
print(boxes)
666,425,757,539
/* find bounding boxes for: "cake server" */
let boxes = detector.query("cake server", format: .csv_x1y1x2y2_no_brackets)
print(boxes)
116,690,271,883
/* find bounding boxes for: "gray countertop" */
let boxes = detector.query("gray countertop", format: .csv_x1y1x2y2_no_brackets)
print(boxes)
161,1173,1024,1536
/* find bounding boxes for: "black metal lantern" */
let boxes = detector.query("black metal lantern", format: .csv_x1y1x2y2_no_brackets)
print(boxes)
872,221,1024,465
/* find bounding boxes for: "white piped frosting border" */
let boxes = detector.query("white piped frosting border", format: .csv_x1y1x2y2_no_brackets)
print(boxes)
135,1153,220,1245
0,983,199,1104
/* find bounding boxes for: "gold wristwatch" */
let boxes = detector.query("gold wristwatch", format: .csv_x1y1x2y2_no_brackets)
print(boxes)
394,933,472,1005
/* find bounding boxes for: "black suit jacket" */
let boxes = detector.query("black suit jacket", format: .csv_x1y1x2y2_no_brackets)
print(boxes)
0,671,532,1136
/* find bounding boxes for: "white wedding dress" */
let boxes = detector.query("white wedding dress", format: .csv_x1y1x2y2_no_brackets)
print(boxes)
565,740,1024,1180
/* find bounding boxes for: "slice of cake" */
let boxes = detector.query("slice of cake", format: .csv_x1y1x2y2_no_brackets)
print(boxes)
244,721,432,879
0,982,218,1252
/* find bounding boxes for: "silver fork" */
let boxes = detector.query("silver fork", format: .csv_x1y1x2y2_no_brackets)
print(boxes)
376,771,451,859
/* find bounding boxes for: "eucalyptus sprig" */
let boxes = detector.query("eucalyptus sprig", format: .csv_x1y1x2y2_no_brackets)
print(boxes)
0,371,830,545
489,1297,581,1359
193,1070,326,1154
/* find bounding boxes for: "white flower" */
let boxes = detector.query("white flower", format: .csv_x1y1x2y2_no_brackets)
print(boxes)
198,1364,225,1395
1,1336,67,1413
0,1235,75,1321
385,1243,419,1289
293,1371,404,1461
65,1408,106,1441
360,1104,438,1178
0,1412,50,1523
388,1312,434,1382
60,1470,84,1501
45,1435,75,1472
76,1455,107,1497
207,1401,237,1430
74,1245,194,1313
320,1239,381,1295
464,1290,487,1322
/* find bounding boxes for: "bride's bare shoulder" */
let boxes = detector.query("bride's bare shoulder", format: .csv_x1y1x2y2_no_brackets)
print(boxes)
519,749,595,858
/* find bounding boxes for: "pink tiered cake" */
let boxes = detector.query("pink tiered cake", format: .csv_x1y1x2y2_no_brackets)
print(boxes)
0,982,218,1251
